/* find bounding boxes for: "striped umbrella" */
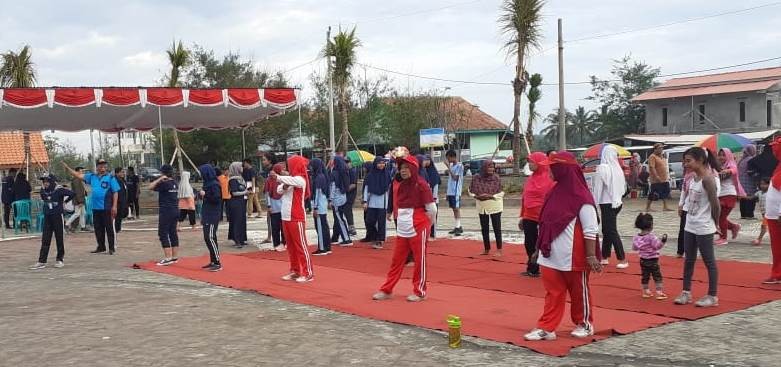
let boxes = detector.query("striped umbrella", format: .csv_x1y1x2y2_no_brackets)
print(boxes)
696,133,753,153
583,143,631,159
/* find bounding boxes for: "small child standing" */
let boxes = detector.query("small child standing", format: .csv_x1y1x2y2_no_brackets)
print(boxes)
753,178,770,246
632,213,668,300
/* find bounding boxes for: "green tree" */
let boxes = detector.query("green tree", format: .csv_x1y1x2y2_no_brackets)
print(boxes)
499,0,545,174
0,45,36,87
569,106,599,146
540,108,573,147
525,73,543,149
44,136,86,178
323,27,361,153
589,55,660,138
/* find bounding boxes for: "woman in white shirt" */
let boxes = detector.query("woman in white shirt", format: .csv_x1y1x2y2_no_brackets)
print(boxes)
715,148,746,245
591,145,629,269
675,147,721,308
763,138,781,284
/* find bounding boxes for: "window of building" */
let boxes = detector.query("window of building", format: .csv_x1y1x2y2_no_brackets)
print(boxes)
739,101,746,122
770,100,774,127
662,107,668,127
698,104,706,123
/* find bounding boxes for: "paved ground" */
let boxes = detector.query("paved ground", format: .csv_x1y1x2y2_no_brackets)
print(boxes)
0,195,778,366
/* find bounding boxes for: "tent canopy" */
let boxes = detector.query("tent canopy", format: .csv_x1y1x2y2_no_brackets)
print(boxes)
0,87,298,132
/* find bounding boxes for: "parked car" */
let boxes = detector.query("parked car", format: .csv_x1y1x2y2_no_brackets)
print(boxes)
465,156,513,175
139,167,162,182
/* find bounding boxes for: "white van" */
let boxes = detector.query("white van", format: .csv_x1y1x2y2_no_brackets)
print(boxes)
643,146,689,189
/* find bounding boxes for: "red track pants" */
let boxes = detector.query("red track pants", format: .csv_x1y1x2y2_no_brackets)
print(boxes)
718,195,738,239
283,221,312,278
537,266,594,332
768,218,781,279
380,227,428,297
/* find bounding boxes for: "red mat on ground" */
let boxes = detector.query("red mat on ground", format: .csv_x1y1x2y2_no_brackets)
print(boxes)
134,238,781,356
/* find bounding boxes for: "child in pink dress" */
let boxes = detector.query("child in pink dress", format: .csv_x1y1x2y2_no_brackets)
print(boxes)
633,213,668,300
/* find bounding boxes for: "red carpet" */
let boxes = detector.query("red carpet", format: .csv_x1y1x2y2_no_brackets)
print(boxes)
134,238,781,356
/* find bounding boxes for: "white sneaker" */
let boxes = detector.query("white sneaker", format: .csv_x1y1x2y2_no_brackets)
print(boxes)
523,328,557,341
281,272,299,281
570,324,594,338
275,245,287,252
295,275,313,283
406,294,425,302
372,291,392,300
600,259,609,265
674,291,692,305
29,262,46,270
616,261,629,269
54,261,64,268
695,295,719,307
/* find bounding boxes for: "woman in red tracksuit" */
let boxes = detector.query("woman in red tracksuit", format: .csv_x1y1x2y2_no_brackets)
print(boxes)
272,155,314,283
373,151,437,302
524,151,604,341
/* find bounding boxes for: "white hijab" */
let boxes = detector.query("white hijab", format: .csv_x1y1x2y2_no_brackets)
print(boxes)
177,171,194,199
596,145,626,208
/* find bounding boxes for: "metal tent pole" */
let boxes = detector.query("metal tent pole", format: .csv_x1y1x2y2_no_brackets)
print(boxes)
90,129,96,171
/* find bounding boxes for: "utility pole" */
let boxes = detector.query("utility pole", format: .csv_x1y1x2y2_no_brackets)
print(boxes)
327,27,336,158
557,18,566,151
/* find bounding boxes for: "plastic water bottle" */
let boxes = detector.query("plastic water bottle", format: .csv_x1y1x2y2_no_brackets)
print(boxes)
447,315,462,348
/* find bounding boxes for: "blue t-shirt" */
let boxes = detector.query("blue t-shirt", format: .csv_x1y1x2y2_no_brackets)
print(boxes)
446,163,464,196
84,172,120,210
154,179,179,212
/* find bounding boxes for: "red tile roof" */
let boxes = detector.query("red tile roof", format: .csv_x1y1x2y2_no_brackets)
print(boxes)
0,132,49,169
383,96,508,132
633,66,781,102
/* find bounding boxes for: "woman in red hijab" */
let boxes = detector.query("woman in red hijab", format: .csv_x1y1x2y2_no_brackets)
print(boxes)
520,152,555,277
524,151,603,341
272,155,313,283
763,137,781,284
373,148,437,302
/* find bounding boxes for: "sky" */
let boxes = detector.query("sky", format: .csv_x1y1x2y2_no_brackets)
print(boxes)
2,0,780,154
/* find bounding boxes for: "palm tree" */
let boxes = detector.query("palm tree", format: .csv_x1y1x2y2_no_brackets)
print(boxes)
166,40,189,87
525,72,542,149
569,106,599,146
0,45,36,87
323,27,361,153
541,108,572,145
165,40,190,172
499,0,545,174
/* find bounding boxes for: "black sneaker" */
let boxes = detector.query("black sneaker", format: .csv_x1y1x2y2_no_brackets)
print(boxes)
90,249,106,254
202,263,214,269
453,227,463,236
448,228,457,235
359,238,372,243
208,264,222,272
312,250,330,256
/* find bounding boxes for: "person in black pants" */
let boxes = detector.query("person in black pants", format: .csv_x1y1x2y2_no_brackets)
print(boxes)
600,204,626,265
29,175,74,270
62,159,119,254
2,168,16,229
113,167,129,233
521,219,540,275
227,162,248,247
126,167,140,219
344,157,358,236
150,165,180,265
198,164,223,271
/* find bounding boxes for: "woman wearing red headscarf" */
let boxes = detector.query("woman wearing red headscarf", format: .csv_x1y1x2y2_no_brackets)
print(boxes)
524,151,603,341
272,155,314,283
520,152,555,277
763,137,781,284
715,148,746,246
373,149,437,302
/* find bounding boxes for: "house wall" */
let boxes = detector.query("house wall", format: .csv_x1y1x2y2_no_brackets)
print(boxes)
644,89,780,134
469,132,500,158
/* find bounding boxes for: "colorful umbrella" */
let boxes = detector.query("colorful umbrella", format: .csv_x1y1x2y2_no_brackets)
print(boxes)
583,143,631,159
696,133,753,153
346,150,375,164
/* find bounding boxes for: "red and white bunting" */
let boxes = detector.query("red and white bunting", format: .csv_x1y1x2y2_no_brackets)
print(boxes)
0,87,297,109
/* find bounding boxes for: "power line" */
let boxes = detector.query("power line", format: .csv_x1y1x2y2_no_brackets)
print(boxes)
359,55,781,87
567,1,781,43
281,57,321,74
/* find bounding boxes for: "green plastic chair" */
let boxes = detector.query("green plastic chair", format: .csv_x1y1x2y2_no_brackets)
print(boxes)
31,199,45,233
11,200,32,234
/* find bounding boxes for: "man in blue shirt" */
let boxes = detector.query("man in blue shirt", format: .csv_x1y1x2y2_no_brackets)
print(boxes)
445,150,464,236
62,159,120,254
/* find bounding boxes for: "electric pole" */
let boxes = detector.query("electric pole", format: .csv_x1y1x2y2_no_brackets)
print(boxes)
327,27,336,157
557,18,566,151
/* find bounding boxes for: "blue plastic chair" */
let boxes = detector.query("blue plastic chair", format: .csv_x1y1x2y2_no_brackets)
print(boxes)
31,199,45,233
11,200,32,234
